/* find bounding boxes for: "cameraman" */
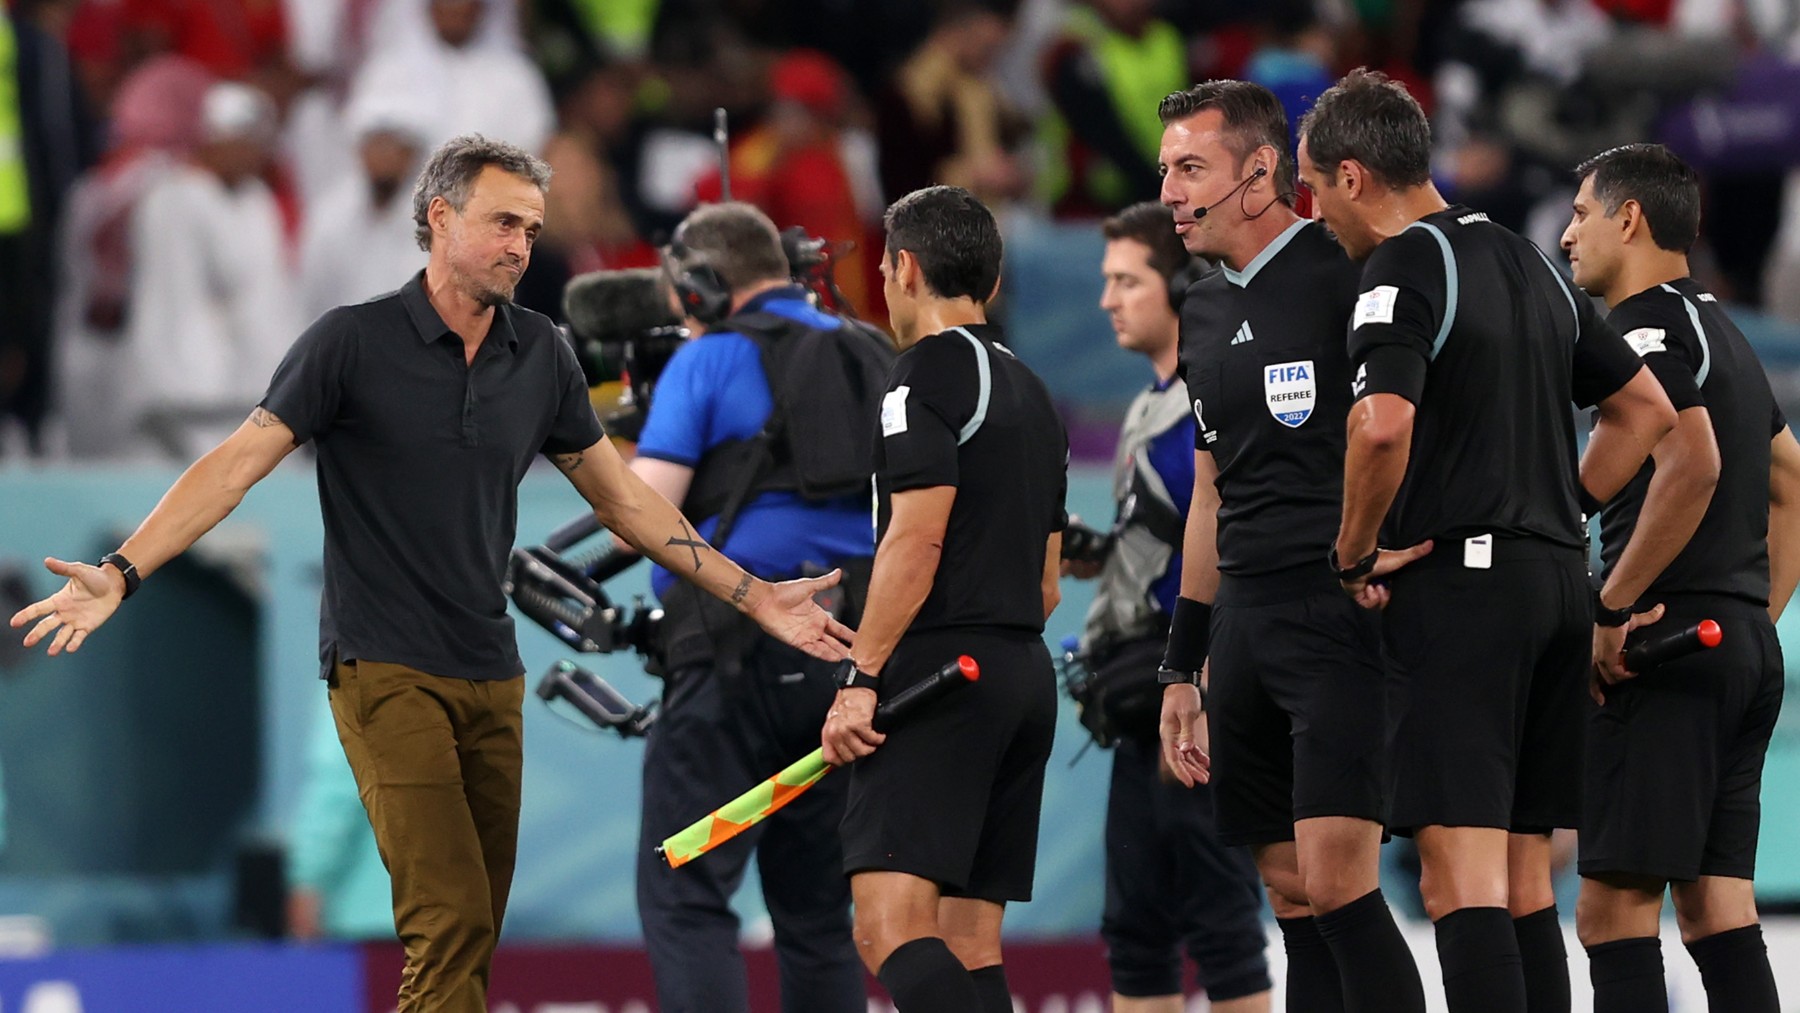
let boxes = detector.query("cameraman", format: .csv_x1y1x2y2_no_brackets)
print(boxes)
1067,202,1270,1013
626,202,876,1013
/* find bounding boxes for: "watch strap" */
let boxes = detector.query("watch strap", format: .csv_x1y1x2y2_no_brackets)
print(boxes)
98,552,141,600
834,659,880,690
1330,546,1380,583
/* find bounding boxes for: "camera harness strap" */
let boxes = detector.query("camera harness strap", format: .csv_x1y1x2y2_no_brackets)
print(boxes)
1080,375,1192,651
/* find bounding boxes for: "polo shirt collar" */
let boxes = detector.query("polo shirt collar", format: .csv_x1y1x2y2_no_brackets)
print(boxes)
400,270,521,352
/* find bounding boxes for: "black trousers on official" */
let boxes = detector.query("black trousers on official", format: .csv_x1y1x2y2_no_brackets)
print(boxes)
1102,734,1272,1000
636,634,864,1013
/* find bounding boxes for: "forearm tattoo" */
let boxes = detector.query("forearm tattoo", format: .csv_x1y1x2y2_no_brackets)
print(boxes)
666,518,707,572
729,573,752,604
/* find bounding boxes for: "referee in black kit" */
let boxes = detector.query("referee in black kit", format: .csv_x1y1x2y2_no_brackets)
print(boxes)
1152,81,1426,1013
1561,143,1797,1012
819,185,1068,1013
1297,71,1679,1013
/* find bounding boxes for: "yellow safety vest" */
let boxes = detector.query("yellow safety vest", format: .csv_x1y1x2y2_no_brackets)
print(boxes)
0,14,30,235
1038,8,1188,209
569,0,659,59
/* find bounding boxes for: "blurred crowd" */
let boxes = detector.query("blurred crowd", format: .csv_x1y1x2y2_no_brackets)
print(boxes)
3,0,1800,461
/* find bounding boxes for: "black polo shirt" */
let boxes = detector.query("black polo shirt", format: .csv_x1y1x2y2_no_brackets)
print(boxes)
261,271,605,681
1598,278,1787,606
875,323,1068,634
1348,205,1644,550
1178,219,1363,579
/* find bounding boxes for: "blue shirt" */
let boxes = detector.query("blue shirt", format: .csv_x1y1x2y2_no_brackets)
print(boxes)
1143,375,1196,615
635,286,875,598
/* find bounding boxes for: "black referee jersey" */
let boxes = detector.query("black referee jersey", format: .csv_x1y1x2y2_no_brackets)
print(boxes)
1349,205,1644,547
1179,219,1363,575
1598,277,1788,605
875,322,1069,634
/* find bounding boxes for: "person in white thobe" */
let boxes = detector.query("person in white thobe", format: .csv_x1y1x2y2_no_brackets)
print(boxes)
121,83,302,460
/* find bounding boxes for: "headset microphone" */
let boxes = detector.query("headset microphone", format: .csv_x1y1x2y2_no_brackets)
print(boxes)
1186,166,1268,223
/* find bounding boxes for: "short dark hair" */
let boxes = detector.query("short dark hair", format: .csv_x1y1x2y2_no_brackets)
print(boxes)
1573,143,1702,253
1102,201,1190,282
669,202,790,290
1157,80,1295,199
883,185,1003,302
412,134,552,251
1298,68,1432,189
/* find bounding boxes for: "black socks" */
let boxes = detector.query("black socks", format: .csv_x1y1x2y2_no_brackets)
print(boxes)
1277,914,1345,1013
1687,924,1779,1013
1585,936,1666,1013
1513,905,1570,1012
877,937,980,1013
969,964,1011,1013
1435,907,1526,1013
1317,889,1427,1013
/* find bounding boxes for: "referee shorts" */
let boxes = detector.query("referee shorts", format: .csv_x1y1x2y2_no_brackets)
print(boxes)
1581,594,1784,883
1206,566,1392,846
1381,536,1590,835
841,626,1056,902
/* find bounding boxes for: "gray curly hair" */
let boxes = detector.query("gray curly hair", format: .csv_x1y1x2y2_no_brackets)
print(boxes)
411,134,552,251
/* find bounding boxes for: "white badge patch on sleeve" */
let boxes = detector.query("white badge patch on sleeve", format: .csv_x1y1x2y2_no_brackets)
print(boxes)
1353,285,1400,329
1622,327,1667,357
881,385,911,437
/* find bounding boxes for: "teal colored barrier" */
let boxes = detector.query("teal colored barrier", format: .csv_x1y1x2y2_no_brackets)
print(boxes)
0,460,1115,942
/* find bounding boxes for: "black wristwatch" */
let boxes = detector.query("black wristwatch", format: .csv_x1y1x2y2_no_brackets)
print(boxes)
1330,546,1380,583
834,659,880,691
1157,667,1207,707
1593,586,1631,628
98,552,141,600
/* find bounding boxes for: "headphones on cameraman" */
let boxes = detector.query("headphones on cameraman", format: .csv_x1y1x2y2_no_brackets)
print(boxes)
666,238,733,326
1167,257,1206,313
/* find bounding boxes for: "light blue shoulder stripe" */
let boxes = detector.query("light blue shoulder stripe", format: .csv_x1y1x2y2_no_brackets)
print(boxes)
1660,283,1712,387
1529,243,1580,342
951,326,991,444
1403,221,1458,360
1223,218,1309,288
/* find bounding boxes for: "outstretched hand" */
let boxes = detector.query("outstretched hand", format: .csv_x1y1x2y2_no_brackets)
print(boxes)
9,557,125,656
748,569,856,661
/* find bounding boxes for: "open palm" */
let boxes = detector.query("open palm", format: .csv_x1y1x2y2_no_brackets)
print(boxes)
9,557,124,656
751,569,855,661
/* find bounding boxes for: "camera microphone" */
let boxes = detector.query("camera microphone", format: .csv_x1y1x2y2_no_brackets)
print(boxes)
562,269,680,347
1183,166,1267,223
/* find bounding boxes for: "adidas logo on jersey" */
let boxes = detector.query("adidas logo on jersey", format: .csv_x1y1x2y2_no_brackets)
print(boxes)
1230,321,1256,345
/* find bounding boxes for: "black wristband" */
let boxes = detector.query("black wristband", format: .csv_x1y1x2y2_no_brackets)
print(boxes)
1163,596,1213,673
1330,546,1380,583
98,552,141,600
1593,586,1631,628
1579,487,1604,518
833,658,880,690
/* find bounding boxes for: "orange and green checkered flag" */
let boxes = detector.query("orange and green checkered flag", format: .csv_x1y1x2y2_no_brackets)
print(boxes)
659,655,979,868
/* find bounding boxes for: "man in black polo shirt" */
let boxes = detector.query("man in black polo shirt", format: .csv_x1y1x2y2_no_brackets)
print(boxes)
819,185,1067,1013
1151,80,1426,1013
1560,143,1797,1013
10,135,853,1013
1298,71,1678,1013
